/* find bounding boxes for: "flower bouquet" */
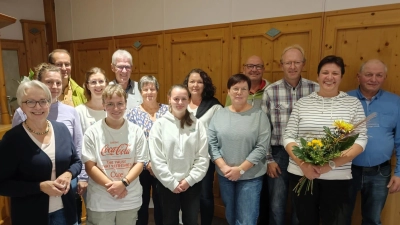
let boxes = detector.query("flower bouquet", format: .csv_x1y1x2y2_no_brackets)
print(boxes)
292,116,373,196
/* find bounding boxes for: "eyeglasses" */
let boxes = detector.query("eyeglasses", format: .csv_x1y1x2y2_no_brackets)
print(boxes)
88,80,106,86
115,65,132,71
281,61,304,67
231,87,249,93
244,64,264,70
105,102,126,109
54,62,71,68
22,99,50,108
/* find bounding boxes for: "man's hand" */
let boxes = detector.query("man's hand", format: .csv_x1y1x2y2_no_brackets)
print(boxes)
387,175,400,194
267,162,281,178
77,181,88,195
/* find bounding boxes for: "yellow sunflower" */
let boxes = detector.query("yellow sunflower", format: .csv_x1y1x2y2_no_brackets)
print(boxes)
333,120,354,133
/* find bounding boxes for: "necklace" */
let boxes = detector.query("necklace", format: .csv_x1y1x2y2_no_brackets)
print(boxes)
24,120,50,135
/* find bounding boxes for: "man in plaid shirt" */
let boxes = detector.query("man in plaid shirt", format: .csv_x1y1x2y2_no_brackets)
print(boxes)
261,45,319,225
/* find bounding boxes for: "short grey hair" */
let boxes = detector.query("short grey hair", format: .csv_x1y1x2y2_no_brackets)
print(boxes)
359,59,388,73
111,49,133,65
138,75,160,93
16,80,52,106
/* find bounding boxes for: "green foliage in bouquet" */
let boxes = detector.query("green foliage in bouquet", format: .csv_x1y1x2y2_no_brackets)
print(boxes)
292,120,362,195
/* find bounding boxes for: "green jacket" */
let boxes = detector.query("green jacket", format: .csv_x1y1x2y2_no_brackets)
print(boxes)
225,78,270,109
70,78,87,106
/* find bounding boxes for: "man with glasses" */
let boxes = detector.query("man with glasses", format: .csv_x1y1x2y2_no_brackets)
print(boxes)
225,55,270,109
261,45,319,225
48,49,86,107
110,49,142,110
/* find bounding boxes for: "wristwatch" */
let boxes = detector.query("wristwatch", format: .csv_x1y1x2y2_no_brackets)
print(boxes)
328,160,336,170
238,166,245,175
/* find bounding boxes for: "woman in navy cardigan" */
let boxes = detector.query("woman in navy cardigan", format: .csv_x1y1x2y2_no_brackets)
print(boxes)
0,80,82,225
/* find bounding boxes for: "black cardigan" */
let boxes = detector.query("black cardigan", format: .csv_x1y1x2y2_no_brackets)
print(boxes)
0,121,82,225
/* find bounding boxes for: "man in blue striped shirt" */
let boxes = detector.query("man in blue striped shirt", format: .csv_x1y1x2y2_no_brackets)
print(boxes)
347,59,400,225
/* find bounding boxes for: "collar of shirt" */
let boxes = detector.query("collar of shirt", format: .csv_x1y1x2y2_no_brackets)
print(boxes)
283,77,303,90
356,86,383,101
250,79,266,94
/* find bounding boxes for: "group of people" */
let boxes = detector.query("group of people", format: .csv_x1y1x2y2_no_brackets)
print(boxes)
0,44,398,225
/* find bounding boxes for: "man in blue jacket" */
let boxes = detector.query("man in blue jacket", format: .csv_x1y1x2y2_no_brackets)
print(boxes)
347,59,400,225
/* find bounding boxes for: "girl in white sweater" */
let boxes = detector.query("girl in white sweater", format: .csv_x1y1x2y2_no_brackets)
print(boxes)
149,84,209,225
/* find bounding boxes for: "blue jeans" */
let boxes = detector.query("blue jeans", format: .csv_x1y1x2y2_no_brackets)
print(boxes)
48,208,78,225
218,174,263,225
200,161,215,225
267,146,298,225
346,162,391,225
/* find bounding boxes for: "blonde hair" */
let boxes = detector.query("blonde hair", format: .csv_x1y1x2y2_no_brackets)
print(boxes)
280,44,306,63
34,63,61,81
102,83,127,103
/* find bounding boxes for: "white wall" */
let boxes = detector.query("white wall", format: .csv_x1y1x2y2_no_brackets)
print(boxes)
55,0,400,42
2,0,398,42
0,0,45,40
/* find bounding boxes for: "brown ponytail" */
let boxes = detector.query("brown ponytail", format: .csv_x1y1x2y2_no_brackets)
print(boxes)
168,84,193,129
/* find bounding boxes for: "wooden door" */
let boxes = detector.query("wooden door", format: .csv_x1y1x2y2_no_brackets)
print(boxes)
232,14,323,85
164,25,230,104
71,38,115,87
322,4,400,224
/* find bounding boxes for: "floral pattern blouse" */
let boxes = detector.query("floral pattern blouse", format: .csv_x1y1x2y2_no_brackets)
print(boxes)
126,104,169,138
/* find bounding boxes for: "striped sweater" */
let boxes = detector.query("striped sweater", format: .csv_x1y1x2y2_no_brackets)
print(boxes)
283,91,368,180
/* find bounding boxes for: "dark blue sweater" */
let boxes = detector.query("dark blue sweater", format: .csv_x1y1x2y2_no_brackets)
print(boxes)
0,121,82,225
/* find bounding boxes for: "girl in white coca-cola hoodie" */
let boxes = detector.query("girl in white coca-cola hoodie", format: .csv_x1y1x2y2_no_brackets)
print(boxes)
149,84,209,225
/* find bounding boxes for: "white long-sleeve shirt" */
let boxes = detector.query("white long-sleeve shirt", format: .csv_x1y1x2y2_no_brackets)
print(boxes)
283,91,368,180
149,112,209,191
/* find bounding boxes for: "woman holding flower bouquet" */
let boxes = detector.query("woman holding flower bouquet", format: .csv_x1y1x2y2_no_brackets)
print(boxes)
283,55,368,225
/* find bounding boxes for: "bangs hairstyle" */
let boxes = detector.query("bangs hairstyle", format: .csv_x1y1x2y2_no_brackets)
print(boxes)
48,49,71,64
102,84,127,103
183,68,216,99
34,63,61,81
167,84,193,129
138,75,160,92
317,55,345,76
84,67,108,101
112,49,133,65
227,73,251,89
16,80,52,106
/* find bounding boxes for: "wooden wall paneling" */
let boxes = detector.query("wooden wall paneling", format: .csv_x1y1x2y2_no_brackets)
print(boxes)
20,20,48,70
322,4,400,94
43,0,58,51
322,5,400,225
164,26,230,104
114,33,165,102
232,16,323,85
72,38,115,87
0,195,11,225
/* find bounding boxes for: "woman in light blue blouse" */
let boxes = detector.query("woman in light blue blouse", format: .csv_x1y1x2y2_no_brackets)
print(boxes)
126,75,168,225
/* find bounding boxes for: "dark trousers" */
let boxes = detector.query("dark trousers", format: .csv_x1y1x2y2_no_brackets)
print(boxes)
157,180,202,225
289,174,349,225
257,174,270,225
200,161,215,225
137,170,163,225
